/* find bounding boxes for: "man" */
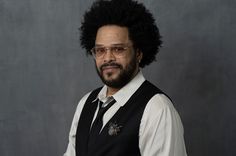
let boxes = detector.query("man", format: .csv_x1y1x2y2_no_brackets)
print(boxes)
64,0,187,155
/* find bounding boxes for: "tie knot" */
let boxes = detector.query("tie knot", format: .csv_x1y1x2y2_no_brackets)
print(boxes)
97,97,116,116
99,96,115,108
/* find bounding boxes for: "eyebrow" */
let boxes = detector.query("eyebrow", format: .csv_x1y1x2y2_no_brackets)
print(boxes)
95,43,129,47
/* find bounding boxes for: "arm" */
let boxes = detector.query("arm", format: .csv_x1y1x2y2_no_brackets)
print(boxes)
63,92,91,156
139,94,187,156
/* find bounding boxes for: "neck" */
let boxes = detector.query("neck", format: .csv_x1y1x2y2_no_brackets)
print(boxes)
106,87,120,96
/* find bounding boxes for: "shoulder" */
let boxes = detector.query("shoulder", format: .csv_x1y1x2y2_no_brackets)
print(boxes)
67,91,93,138
145,93,181,119
76,87,102,107
142,93,183,129
147,94,173,110
78,91,92,106
139,93,187,155
74,91,92,116
139,93,184,134
142,94,174,119
75,86,103,111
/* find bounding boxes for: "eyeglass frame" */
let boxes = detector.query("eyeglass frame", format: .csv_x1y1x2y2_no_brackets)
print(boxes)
90,44,133,59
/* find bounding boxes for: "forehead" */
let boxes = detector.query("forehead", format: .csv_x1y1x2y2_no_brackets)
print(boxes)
95,25,131,45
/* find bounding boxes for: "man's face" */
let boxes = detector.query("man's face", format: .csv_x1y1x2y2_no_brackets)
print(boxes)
94,25,142,89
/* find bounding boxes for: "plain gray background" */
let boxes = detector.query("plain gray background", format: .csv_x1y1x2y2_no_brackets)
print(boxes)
0,0,235,155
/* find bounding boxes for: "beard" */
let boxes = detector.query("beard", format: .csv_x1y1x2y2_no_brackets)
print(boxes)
96,56,138,89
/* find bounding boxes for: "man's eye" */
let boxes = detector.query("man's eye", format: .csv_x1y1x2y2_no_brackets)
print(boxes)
96,48,105,53
113,47,125,52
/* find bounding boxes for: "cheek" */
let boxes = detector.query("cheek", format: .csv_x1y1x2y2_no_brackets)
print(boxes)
95,60,101,67
124,56,136,66
94,60,101,71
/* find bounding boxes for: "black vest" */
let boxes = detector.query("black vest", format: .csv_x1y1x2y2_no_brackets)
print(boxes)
76,81,168,156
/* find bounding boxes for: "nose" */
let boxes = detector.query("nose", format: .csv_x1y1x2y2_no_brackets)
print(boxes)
103,49,116,62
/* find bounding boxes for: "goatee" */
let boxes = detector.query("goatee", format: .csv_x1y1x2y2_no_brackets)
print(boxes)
96,58,138,89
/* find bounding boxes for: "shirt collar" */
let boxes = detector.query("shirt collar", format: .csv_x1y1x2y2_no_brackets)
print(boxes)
95,71,145,107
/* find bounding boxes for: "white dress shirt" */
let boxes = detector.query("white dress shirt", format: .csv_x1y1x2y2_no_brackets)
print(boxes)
64,71,187,156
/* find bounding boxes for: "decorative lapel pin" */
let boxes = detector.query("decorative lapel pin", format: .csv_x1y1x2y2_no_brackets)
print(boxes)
108,122,122,136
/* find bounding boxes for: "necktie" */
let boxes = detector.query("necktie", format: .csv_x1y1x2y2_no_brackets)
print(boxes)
88,97,116,147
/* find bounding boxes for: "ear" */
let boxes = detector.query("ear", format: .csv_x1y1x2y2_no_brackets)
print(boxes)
136,50,143,63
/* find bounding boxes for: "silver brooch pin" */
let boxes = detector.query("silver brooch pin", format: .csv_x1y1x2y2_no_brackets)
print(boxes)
108,122,122,136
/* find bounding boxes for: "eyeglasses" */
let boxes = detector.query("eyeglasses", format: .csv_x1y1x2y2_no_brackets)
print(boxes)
91,44,131,59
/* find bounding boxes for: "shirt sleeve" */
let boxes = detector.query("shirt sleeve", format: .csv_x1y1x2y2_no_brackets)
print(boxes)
63,92,91,156
139,94,187,156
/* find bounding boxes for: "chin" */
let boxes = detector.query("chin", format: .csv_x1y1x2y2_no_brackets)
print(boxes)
103,71,120,80
103,76,118,84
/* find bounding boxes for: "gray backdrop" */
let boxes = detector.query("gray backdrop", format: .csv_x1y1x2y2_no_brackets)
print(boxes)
0,0,235,155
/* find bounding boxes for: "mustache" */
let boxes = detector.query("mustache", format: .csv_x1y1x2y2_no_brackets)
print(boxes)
100,62,122,71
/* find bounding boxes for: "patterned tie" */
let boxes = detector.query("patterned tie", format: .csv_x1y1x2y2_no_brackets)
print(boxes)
88,97,116,148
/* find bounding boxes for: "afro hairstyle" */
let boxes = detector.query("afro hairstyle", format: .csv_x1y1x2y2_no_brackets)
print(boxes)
80,0,162,67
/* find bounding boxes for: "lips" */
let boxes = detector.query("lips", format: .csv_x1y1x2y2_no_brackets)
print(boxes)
100,63,122,72
101,65,120,73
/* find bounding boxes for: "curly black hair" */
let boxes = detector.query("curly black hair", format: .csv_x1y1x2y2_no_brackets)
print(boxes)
80,0,162,68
